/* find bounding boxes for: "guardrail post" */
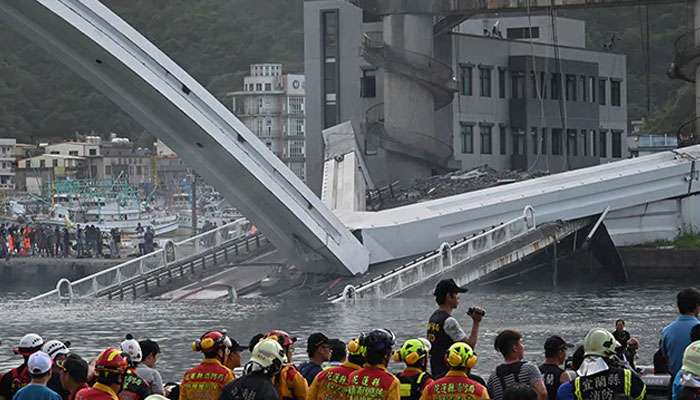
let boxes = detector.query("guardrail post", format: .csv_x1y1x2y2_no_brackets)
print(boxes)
255,235,260,248
116,269,122,285
92,277,99,295
439,242,453,269
139,259,146,275
523,205,536,229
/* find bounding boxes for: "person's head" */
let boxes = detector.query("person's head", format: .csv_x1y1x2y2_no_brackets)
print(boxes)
494,330,524,360
223,337,247,370
14,333,45,364
615,319,625,331
27,351,52,384
346,336,366,367
328,339,347,363
445,342,477,372
138,339,160,369
544,336,573,365
433,279,468,309
248,338,287,377
306,332,331,362
393,338,431,370
503,384,538,400
120,335,142,367
41,340,70,371
192,331,229,363
583,328,620,359
57,353,88,391
362,329,395,367
265,330,298,363
677,288,700,316
248,333,265,352
93,347,128,390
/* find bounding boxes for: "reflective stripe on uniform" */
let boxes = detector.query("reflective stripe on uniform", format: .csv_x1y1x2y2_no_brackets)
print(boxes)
399,383,412,397
624,369,631,397
574,377,583,400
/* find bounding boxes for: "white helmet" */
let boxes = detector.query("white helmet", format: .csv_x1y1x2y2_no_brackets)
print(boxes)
249,339,287,374
42,340,70,360
121,336,142,363
14,334,44,355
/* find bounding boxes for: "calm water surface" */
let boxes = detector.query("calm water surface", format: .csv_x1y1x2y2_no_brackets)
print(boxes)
0,281,687,382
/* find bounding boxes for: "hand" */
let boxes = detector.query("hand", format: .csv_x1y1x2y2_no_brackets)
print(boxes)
469,307,485,323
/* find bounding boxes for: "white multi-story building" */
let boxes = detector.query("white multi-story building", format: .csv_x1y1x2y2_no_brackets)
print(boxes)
0,139,16,190
42,136,101,157
228,64,307,181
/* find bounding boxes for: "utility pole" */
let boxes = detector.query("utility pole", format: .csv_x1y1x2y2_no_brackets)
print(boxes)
191,173,197,237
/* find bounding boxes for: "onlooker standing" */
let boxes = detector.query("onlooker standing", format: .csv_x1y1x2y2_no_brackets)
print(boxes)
12,351,62,400
427,279,484,378
663,288,700,377
136,340,164,395
57,354,89,400
612,319,630,350
539,336,573,400
487,330,547,400
298,333,332,385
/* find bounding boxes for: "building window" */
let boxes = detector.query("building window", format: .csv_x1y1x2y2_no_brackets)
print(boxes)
360,69,377,98
105,165,111,175
89,149,97,156
507,27,540,39
136,166,142,176
511,71,525,99
612,130,623,157
567,129,578,156
479,67,492,97
499,126,507,155
589,77,596,103
52,159,58,167
565,75,577,101
69,150,79,156
265,83,272,91
581,130,589,156
322,10,340,129
460,65,473,96
288,97,304,114
480,125,492,154
362,9,381,22
600,130,607,157
498,69,507,99
460,123,474,154
551,73,561,100
256,83,262,91
611,80,621,106
530,128,538,155
40,160,46,168
598,79,607,105
552,129,563,155
592,130,598,156
512,129,525,156
580,76,588,102
541,128,547,155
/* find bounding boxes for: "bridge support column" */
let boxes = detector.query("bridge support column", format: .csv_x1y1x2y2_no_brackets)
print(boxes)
552,241,558,288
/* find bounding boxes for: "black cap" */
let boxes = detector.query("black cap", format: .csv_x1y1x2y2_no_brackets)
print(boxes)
228,338,247,352
433,278,468,297
307,332,330,354
544,336,574,353
58,353,88,383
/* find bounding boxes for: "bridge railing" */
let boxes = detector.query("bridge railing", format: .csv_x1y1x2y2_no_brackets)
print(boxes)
330,206,536,303
31,218,252,301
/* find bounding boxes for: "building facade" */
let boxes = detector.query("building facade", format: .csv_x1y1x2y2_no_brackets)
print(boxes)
228,64,307,181
0,139,16,190
304,2,628,192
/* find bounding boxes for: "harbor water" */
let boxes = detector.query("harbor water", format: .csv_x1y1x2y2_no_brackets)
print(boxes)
0,279,685,384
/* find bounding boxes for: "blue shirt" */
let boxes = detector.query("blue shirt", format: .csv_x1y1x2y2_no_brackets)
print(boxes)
297,361,323,385
12,384,62,400
672,370,683,400
556,381,575,400
662,315,700,375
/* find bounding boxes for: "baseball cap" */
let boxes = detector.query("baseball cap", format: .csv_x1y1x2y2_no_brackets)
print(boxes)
307,332,330,354
544,335,574,353
433,278,468,297
57,353,88,383
28,351,52,375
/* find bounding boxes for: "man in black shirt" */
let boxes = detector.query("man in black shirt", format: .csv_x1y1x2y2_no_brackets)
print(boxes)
539,335,573,400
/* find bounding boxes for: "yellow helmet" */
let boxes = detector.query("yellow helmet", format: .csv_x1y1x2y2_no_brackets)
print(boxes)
683,341,700,377
583,328,620,357
393,338,431,365
446,342,477,369
347,335,366,356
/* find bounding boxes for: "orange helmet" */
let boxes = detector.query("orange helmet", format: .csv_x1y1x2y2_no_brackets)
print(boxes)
94,347,128,377
192,331,228,353
265,330,297,349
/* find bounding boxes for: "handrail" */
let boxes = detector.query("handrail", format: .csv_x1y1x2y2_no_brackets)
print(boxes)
29,218,250,301
329,206,536,303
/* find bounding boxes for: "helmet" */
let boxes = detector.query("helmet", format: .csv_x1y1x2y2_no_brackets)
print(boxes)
144,396,169,400
249,339,287,373
192,331,228,353
363,329,395,362
121,336,143,363
347,334,366,356
41,340,70,361
94,347,128,377
393,338,431,365
583,328,620,357
14,334,44,356
683,340,700,377
446,342,478,369
265,330,297,349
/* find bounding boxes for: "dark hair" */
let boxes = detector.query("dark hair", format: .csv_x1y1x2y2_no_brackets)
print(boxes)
545,347,561,359
503,384,537,400
249,333,265,352
139,339,160,359
30,371,50,380
571,345,585,370
328,339,347,363
435,292,447,305
615,319,625,325
677,288,700,314
494,330,522,357
691,325,700,342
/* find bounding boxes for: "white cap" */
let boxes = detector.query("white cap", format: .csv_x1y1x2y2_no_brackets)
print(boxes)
28,351,52,375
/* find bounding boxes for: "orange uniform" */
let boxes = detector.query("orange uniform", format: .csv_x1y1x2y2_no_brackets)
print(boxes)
75,383,120,400
419,370,489,400
273,365,308,400
348,365,401,400
179,358,234,400
308,361,362,400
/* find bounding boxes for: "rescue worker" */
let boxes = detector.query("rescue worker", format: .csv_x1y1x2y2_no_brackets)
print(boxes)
556,328,646,400
263,330,308,400
419,342,489,400
539,336,572,400
42,339,71,399
57,354,89,400
219,339,284,400
180,331,234,400
308,336,366,400
0,333,44,400
348,329,400,400
394,339,433,400
222,337,247,374
672,326,700,400
119,336,151,400
427,279,484,378
76,347,128,400
676,340,700,400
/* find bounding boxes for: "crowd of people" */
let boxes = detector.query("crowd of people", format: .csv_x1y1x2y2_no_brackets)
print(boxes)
3,282,700,400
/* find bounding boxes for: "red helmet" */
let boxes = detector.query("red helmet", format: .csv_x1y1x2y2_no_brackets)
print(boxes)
192,331,228,353
94,348,128,377
265,330,297,349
